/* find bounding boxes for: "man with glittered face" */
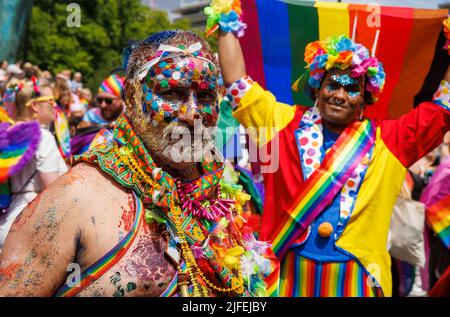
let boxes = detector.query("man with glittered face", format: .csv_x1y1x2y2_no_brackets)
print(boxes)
0,31,275,297
206,1,450,297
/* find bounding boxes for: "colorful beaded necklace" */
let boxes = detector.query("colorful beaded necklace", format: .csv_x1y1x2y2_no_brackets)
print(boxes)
76,114,272,297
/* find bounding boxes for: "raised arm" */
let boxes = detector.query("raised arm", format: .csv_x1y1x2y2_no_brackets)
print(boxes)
217,31,296,146
381,65,450,168
0,176,79,296
218,31,247,86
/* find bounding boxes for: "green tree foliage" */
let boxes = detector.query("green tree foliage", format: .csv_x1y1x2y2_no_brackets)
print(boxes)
18,0,195,91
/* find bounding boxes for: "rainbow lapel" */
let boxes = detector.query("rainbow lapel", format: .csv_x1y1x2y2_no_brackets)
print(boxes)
271,119,376,259
426,193,450,249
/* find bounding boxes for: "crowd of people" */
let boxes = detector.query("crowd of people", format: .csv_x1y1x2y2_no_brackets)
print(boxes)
0,1,448,298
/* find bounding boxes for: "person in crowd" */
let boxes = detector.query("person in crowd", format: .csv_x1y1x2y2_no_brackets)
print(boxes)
71,72,83,93
420,131,450,296
0,30,274,297
0,80,68,250
53,77,72,114
213,2,450,296
80,74,125,127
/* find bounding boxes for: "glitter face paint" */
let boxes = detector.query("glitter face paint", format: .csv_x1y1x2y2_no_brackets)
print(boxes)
141,57,219,126
327,74,362,98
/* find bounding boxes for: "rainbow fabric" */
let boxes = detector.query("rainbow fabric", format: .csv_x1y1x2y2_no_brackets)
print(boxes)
271,119,376,259
240,0,448,120
0,121,41,183
98,74,125,98
279,253,382,297
54,191,144,297
426,193,450,249
0,121,41,209
54,107,71,159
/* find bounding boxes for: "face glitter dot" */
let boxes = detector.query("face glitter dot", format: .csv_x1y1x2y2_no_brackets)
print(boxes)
160,80,169,88
172,71,181,80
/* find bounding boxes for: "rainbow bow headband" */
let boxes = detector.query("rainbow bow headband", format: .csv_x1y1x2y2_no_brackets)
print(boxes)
294,35,386,104
134,42,218,82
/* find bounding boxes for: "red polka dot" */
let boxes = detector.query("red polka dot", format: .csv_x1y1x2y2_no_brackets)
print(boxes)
235,98,241,103
300,137,309,146
231,89,239,96
306,158,313,165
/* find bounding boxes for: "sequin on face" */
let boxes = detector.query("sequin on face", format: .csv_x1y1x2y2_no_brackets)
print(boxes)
141,56,219,125
327,74,361,98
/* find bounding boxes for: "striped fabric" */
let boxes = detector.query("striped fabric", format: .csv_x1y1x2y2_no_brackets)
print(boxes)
279,252,383,297
240,0,447,120
271,119,376,259
98,74,125,98
426,193,450,249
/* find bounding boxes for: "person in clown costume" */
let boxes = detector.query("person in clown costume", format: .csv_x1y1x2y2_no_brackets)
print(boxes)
207,1,450,297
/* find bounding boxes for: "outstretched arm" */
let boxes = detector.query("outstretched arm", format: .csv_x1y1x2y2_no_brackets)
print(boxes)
381,65,450,168
218,31,247,86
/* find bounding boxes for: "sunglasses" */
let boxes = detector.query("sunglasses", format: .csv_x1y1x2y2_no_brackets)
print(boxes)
96,97,115,105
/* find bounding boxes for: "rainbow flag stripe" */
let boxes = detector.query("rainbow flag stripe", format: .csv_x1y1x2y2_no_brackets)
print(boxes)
54,107,71,159
426,193,450,249
98,74,125,98
55,191,144,297
241,1,448,120
0,121,41,182
271,119,375,259
278,252,382,297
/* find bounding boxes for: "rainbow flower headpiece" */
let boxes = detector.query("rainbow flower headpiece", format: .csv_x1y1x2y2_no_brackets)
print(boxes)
300,35,386,104
204,0,246,38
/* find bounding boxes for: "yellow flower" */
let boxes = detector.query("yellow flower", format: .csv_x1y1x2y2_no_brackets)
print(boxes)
325,54,338,70
211,0,233,14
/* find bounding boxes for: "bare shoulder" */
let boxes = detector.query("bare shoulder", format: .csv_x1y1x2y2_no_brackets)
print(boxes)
44,162,130,214
0,162,129,296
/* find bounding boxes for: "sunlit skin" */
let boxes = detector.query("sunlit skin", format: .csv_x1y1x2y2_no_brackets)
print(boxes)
316,68,366,134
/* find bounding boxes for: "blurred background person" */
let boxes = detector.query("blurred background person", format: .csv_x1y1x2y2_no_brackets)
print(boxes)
80,74,124,127
53,76,71,114
0,80,68,250
70,71,83,93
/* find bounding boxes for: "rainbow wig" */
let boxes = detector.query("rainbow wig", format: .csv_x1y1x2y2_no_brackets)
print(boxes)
304,35,386,104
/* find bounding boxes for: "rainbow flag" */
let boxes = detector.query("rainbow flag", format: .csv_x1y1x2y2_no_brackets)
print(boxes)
54,107,72,159
0,121,41,209
240,0,448,120
426,193,450,249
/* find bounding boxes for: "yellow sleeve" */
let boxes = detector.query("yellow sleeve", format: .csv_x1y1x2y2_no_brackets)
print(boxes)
232,83,296,147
